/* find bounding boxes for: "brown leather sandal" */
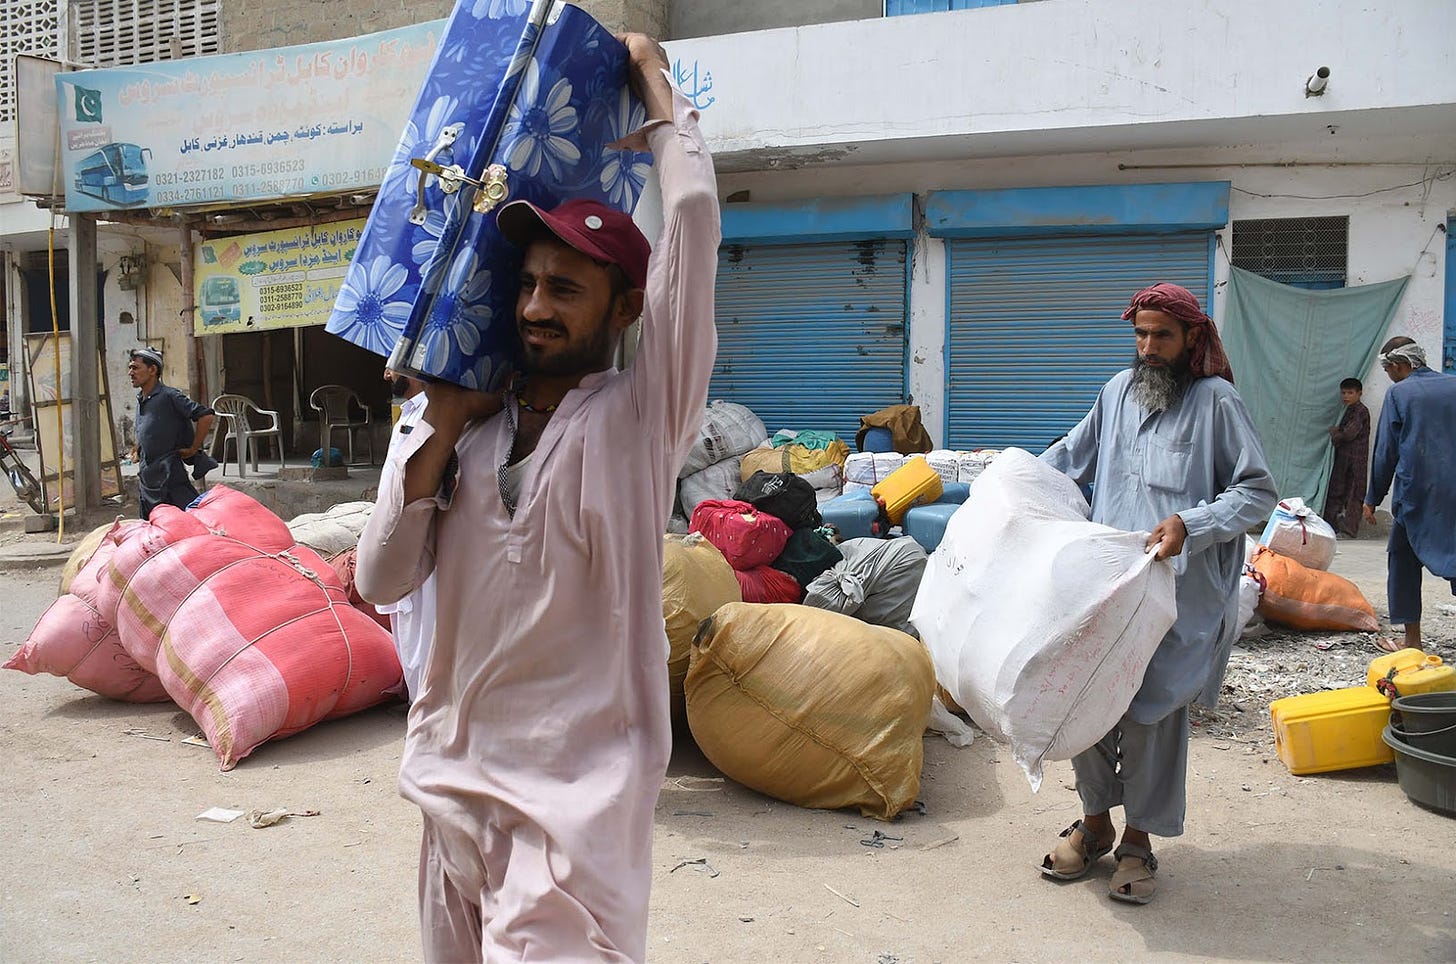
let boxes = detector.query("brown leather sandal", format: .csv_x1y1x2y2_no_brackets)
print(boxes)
1109,842,1159,904
1039,820,1115,880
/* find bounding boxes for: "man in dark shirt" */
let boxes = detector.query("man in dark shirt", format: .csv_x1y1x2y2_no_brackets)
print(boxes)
128,347,215,519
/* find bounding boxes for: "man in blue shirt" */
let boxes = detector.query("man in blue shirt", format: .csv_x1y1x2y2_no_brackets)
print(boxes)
128,347,215,519
1363,337,1456,653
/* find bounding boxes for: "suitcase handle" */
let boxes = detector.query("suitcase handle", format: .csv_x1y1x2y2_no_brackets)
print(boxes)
408,123,466,225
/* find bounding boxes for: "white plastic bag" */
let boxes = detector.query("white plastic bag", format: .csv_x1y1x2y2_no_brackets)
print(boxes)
910,448,1178,790
678,457,744,514
1236,572,1263,637
1258,497,1336,571
680,401,766,477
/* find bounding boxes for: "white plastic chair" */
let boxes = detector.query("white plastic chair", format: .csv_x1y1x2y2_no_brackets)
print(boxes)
212,394,287,478
309,385,375,466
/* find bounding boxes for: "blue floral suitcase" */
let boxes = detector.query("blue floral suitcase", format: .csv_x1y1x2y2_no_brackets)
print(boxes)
325,0,653,389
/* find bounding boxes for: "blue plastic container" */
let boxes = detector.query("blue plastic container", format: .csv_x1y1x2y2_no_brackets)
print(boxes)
821,490,881,541
937,482,971,505
861,427,896,453
904,502,959,552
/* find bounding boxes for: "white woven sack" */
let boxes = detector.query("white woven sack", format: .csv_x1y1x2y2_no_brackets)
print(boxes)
1258,497,1336,571
679,401,766,478
957,450,999,484
799,463,843,494
925,450,962,485
287,502,374,556
844,452,879,488
872,453,906,483
679,458,744,514
911,448,1177,790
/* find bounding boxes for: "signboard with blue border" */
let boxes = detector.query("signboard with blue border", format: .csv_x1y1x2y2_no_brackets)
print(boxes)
56,22,444,212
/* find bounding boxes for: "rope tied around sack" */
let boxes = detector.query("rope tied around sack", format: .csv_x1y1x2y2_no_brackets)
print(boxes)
275,549,327,590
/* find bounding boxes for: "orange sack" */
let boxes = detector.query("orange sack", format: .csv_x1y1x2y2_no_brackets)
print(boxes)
1251,547,1378,633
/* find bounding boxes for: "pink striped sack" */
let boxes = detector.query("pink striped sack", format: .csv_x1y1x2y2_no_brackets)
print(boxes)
5,520,169,702
103,491,402,769
690,499,793,570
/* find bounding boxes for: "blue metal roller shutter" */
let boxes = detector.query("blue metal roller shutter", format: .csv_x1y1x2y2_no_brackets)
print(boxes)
710,240,908,441
945,233,1211,450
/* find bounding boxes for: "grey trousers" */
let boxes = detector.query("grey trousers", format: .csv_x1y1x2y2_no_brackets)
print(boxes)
1071,706,1190,838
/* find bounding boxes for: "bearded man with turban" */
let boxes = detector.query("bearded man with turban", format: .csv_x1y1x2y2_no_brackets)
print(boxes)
1036,282,1276,905
1363,336,1456,653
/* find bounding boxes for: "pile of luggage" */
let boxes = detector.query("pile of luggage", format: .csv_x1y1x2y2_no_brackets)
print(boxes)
7,488,402,770
673,402,851,530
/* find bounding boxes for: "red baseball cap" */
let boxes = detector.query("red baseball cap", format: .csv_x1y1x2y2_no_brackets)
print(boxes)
497,198,651,289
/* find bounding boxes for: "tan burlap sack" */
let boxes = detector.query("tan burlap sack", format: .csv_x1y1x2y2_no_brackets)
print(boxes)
685,602,934,820
59,523,117,596
662,534,741,722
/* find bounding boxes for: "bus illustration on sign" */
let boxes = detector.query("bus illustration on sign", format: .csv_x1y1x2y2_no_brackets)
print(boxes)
72,143,153,207
199,276,242,327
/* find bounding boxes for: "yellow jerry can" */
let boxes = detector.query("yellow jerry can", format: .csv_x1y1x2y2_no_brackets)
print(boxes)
871,456,944,525
1270,686,1394,775
1366,649,1455,699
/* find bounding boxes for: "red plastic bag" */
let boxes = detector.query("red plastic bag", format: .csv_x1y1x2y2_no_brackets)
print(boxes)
734,565,802,604
690,499,792,570
328,547,392,631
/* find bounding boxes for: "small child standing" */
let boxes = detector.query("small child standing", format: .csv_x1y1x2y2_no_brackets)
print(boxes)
1323,377,1371,537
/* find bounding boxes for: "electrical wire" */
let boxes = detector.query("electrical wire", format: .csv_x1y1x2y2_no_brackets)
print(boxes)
1230,168,1454,201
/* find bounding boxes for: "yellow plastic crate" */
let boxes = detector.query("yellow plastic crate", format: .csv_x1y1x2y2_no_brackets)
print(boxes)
1270,686,1394,775
1366,649,1456,699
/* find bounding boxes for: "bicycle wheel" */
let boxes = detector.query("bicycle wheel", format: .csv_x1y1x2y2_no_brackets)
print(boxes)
3,446,46,515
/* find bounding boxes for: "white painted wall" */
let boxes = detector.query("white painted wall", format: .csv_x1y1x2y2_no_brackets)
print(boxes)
666,0,1456,166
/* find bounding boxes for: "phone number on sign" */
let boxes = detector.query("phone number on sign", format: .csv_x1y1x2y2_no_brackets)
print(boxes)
153,168,225,186
313,168,387,189
152,186,227,204
231,159,307,178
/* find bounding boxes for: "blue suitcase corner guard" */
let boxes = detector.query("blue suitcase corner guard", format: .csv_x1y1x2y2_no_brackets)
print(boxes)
904,502,959,552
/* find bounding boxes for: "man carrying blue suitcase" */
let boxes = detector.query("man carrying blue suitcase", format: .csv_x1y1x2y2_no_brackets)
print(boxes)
357,34,719,962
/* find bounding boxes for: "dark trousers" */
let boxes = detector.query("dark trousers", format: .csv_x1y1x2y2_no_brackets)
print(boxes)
1323,455,1366,537
1387,520,1456,626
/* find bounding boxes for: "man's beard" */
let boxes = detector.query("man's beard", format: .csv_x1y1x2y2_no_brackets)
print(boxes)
1130,354,1191,413
518,308,616,377
388,376,410,398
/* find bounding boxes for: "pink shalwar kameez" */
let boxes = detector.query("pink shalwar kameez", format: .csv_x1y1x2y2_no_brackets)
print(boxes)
355,89,718,963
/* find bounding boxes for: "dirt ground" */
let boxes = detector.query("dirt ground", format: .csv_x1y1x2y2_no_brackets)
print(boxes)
2,527,1454,962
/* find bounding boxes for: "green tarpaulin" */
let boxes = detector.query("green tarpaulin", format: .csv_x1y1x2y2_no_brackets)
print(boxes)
1222,266,1408,514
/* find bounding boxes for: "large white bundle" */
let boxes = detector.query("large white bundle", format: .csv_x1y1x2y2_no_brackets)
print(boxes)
873,452,906,482
925,450,963,485
679,457,744,514
1258,498,1336,571
287,502,374,556
680,401,766,478
844,452,878,488
910,448,1177,790
957,450,1000,484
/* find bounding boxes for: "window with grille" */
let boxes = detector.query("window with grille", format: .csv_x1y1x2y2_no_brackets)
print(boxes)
1230,216,1349,290
73,0,222,67
0,0,61,127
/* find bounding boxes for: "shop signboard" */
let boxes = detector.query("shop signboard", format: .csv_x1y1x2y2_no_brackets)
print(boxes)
194,219,366,335
55,21,443,213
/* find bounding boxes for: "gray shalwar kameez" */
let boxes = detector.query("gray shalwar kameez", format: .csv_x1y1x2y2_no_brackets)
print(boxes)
1042,368,1276,835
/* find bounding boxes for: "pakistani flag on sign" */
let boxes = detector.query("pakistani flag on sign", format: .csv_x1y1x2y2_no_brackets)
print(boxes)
72,84,103,123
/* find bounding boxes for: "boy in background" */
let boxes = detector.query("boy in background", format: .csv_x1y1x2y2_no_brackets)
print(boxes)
1323,377,1370,538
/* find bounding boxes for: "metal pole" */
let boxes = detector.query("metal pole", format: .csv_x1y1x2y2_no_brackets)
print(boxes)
69,213,100,510
177,222,204,402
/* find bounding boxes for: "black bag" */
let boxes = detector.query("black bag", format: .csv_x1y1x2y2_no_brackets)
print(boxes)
733,470,821,530
770,528,843,588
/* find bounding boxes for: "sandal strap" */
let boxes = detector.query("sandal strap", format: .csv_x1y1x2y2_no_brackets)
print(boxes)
1114,843,1158,872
